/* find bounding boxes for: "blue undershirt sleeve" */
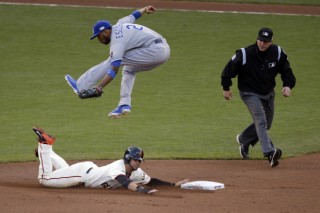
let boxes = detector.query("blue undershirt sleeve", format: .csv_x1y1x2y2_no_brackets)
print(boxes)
111,60,121,67
131,10,142,19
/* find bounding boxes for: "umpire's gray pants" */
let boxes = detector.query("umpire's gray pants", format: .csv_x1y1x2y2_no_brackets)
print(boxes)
238,91,275,155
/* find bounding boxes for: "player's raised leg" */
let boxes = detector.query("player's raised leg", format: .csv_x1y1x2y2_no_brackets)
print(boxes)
108,41,170,119
32,127,94,188
32,127,56,179
108,70,135,119
50,150,69,170
76,58,111,92
65,58,112,95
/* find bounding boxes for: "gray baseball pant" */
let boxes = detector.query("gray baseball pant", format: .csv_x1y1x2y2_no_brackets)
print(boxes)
238,91,276,155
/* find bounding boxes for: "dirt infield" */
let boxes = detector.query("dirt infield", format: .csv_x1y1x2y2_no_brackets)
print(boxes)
1,154,320,213
1,1,320,212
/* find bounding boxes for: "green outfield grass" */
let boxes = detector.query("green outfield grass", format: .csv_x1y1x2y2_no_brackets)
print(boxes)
0,4,319,163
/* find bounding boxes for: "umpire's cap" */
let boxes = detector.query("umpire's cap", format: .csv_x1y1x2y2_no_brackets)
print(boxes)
90,20,112,40
257,27,273,42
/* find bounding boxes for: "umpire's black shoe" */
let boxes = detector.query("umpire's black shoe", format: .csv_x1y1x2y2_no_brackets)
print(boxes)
236,134,249,160
267,148,282,167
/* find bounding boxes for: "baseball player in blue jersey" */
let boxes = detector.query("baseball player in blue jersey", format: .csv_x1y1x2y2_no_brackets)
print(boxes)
32,127,188,193
65,5,170,118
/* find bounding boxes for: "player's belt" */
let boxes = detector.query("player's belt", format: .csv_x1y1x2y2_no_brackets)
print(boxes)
154,38,163,44
86,167,93,174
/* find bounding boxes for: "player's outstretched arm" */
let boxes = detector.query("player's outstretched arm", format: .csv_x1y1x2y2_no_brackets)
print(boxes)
130,6,156,21
116,6,156,27
138,5,156,15
97,65,119,89
115,175,157,194
128,181,157,194
146,178,189,187
174,179,189,187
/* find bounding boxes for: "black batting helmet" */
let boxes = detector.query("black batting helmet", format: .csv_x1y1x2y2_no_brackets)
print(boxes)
123,146,144,164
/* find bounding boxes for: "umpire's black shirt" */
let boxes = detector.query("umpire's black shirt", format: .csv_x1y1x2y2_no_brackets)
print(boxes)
221,43,296,95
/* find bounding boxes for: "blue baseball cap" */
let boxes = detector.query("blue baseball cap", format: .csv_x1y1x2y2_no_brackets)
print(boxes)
90,20,112,40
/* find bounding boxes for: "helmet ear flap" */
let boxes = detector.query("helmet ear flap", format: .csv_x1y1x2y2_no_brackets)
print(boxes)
125,154,130,162
123,147,131,164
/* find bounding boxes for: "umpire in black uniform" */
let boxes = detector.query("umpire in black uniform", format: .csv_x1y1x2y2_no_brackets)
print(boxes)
221,27,296,167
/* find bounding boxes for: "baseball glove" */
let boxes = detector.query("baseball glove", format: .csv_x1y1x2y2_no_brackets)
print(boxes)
78,86,103,99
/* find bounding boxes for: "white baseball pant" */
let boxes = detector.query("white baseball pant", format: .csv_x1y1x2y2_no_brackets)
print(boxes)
37,144,97,188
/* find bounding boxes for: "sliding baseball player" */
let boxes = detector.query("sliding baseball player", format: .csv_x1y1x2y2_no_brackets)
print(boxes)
33,127,188,193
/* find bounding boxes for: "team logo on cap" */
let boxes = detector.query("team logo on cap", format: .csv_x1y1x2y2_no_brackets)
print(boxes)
262,31,269,36
99,26,105,31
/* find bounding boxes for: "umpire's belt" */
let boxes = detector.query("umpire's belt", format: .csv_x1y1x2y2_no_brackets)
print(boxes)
154,38,163,44
86,167,93,174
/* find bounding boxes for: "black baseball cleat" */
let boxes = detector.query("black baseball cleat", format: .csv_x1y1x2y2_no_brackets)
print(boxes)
32,127,56,145
34,147,39,158
236,134,249,159
267,148,282,167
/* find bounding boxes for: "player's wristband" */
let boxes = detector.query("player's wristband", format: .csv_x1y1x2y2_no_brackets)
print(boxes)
132,10,142,19
107,69,117,79
136,186,150,194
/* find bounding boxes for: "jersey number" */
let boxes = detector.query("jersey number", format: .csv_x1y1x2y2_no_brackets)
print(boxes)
101,182,111,189
126,25,143,30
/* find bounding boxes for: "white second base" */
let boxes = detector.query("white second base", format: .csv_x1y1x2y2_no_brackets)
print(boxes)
181,181,225,191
